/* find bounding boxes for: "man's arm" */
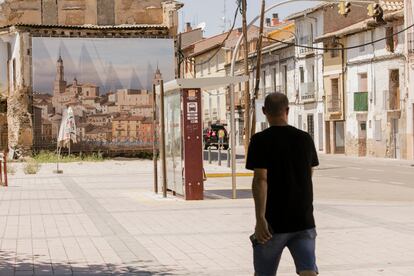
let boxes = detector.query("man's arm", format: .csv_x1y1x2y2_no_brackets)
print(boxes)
252,168,272,244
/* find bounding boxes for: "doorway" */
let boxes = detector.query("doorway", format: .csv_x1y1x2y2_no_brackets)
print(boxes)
358,121,367,156
307,114,315,140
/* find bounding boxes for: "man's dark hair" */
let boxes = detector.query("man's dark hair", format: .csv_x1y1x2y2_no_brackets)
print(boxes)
264,93,289,116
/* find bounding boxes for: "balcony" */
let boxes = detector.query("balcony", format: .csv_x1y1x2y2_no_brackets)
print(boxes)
300,82,315,101
298,35,314,55
326,95,341,113
354,92,368,112
384,90,400,111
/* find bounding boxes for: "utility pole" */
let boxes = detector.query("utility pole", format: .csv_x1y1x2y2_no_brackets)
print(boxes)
251,0,266,136
241,0,251,154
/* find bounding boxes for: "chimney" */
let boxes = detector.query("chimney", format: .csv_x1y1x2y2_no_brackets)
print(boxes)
185,22,192,32
272,13,280,26
266,18,271,27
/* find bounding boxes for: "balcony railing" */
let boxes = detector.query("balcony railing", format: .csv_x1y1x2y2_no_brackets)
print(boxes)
300,82,315,101
298,36,314,55
383,90,400,111
326,95,341,113
354,92,368,112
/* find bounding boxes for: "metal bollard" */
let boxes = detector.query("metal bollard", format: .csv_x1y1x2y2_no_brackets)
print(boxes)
227,148,231,168
208,147,212,164
3,154,7,187
218,147,222,166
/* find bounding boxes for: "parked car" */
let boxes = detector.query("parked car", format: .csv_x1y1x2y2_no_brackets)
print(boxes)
203,124,229,150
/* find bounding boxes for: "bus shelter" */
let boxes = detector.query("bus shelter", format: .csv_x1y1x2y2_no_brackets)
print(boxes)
155,76,248,200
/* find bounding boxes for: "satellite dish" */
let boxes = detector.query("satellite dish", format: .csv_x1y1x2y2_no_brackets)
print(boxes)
196,22,206,31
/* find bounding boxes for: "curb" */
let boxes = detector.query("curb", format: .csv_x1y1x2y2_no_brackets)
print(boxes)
205,172,253,178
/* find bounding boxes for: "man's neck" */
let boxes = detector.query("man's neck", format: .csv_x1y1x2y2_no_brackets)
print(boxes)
268,119,288,127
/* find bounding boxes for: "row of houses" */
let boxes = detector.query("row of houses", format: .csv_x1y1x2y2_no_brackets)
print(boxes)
180,1,414,160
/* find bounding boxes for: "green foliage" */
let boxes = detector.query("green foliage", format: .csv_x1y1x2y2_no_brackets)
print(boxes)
23,158,41,175
33,151,104,163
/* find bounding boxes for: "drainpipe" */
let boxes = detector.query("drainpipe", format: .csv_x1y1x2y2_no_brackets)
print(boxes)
306,15,320,101
337,41,346,120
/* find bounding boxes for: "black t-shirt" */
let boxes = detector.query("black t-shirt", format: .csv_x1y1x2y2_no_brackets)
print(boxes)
246,125,319,233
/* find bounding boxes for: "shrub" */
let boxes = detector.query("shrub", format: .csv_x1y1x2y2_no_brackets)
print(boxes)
23,158,41,174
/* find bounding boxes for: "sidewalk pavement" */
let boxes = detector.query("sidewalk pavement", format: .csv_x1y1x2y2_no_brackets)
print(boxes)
0,158,413,275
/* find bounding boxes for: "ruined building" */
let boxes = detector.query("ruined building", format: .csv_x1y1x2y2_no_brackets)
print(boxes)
0,0,183,154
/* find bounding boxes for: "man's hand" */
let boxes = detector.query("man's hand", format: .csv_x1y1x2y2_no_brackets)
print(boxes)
255,217,272,244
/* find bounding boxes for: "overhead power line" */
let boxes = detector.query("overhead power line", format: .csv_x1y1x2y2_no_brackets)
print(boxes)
264,23,414,51
182,1,241,67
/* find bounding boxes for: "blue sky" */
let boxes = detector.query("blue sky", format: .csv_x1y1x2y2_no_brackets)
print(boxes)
178,0,319,36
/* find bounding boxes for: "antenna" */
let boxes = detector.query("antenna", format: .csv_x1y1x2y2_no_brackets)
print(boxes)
196,22,206,31
221,0,227,32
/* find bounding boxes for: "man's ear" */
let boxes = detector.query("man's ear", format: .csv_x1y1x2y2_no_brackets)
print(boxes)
262,106,266,115
286,107,290,116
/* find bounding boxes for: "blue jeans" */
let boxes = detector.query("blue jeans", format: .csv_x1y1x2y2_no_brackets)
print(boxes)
252,228,318,276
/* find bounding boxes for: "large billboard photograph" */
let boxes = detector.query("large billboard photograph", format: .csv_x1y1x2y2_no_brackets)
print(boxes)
31,37,174,152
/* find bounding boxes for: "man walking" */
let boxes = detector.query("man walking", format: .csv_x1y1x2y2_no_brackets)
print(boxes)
246,93,319,276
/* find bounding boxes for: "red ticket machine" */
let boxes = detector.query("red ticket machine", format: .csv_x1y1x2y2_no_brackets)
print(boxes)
182,89,203,200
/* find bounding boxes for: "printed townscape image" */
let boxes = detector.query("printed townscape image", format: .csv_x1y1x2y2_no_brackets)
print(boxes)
0,0,413,275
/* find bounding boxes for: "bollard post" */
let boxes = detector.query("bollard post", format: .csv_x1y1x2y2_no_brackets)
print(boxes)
3,153,7,187
218,146,222,166
208,147,212,164
227,148,231,168
0,158,2,185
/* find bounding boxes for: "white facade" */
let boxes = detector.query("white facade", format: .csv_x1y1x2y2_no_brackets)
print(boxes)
293,10,326,152
251,42,296,132
346,21,407,158
194,50,227,127
405,0,414,159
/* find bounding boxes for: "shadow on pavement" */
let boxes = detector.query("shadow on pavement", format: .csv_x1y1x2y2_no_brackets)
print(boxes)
205,189,252,199
0,250,187,275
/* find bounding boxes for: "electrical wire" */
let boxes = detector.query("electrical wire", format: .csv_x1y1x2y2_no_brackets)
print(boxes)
182,1,241,66
264,23,414,51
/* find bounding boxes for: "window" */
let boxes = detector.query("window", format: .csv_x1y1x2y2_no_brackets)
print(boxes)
311,65,315,82
307,114,315,140
354,92,368,111
386,27,395,53
330,49,340,58
299,67,304,83
283,65,288,95
358,73,368,91
272,67,277,92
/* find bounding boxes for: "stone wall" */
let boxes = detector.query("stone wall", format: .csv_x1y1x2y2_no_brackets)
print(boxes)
0,0,178,28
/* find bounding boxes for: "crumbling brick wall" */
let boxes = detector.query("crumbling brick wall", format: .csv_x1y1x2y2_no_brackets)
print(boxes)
0,0,172,26
7,86,33,154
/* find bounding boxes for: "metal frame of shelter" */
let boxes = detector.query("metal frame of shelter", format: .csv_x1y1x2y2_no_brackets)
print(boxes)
155,76,249,200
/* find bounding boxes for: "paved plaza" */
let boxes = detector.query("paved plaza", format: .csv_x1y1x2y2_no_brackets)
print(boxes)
0,154,413,275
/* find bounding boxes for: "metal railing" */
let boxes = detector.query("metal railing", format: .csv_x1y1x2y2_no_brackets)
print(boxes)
326,95,341,113
298,35,314,55
300,82,315,101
